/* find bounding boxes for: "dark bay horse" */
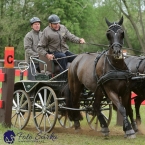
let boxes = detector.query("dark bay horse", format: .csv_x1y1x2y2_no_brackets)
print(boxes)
125,55,145,125
67,17,136,138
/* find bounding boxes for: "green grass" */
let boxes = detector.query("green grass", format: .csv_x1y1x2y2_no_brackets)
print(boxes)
0,76,145,144
0,107,145,145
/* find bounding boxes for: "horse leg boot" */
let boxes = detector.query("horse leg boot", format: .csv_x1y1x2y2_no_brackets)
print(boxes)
127,99,138,132
119,105,136,138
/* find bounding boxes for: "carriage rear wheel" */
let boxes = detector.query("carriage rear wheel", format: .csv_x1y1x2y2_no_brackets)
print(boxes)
86,99,112,131
11,90,31,129
58,112,73,128
32,86,58,133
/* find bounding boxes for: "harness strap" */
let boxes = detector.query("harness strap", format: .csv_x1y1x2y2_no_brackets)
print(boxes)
94,50,108,81
97,70,133,85
136,57,145,73
93,50,109,97
93,50,133,99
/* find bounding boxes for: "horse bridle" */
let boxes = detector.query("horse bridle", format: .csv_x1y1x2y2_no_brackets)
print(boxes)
107,23,124,49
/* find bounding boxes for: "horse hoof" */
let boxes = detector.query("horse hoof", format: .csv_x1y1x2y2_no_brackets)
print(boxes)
136,117,141,124
125,134,136,139
136,120,141,126
75,127,81,133
131,121,138,132
124,129,136,139
102,132,109,137
75,126,81,130
134,128,138,133
101,127,109,137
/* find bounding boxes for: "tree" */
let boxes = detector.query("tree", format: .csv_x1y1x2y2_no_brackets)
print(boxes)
104,0,145,54
3,0,143,59
0,0,101,58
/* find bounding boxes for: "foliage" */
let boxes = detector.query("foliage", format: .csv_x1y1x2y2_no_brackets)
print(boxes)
0,0,145,59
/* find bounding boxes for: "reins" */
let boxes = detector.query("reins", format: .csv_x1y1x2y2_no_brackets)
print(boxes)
53,54,78,61
85,42,145,56
52,41,145,70
85,42,109,48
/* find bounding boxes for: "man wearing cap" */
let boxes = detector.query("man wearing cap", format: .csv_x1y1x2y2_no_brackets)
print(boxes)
37,14,85,72
24,17,42,80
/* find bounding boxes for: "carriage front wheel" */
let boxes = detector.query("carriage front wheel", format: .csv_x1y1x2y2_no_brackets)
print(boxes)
11,90,31,129
86,98,112,131
32,86,58,133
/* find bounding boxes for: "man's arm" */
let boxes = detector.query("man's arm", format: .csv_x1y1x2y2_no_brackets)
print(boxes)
64,26,85,44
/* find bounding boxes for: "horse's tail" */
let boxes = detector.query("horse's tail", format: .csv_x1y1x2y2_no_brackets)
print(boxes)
62,83,73,108
62,83,83,121
61,83,74,121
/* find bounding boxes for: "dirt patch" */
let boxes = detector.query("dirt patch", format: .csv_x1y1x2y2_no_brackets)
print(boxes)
24,120,125,137
23,113,145,137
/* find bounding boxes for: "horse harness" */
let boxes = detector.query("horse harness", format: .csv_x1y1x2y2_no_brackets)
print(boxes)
107,23,124,49
136,57,145,74
93,50,133,98
132,57,145,98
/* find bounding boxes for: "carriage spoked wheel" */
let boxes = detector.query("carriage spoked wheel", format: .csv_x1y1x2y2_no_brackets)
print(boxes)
58,111,73,128
86,98,112,131
32,86,58,133
11,90,31,129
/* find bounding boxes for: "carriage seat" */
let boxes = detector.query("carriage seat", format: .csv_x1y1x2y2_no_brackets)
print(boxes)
39,55,70,75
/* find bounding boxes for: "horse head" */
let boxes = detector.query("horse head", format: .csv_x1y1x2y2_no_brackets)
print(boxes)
105,16,124,59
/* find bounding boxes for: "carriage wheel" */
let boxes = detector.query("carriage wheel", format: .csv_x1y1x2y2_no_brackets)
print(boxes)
86,100,112,131
33,86,58,133
11,90,31,129
58,112,73,128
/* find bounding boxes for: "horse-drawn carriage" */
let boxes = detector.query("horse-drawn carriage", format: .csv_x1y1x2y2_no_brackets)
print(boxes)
11,54,112,133
11,16,145,138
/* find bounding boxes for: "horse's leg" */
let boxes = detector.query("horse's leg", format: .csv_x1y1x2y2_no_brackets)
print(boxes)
93,90,109,136
134,96,144,125
128,107,138,132
109,91,136,138
127,95,138,132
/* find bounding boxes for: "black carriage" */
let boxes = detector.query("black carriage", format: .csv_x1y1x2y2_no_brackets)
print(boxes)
11,55,112,133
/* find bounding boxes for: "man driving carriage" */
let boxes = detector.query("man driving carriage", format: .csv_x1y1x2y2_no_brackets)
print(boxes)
37,14,86,72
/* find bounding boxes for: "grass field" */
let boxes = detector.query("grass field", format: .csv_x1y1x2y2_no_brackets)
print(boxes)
0,77,145,145
0,106,145,145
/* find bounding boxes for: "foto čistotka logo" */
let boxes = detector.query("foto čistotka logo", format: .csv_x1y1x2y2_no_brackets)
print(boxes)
3,130,16,144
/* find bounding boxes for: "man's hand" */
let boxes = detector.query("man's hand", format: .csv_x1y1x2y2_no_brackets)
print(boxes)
46,54,54,60
79,38,86,44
